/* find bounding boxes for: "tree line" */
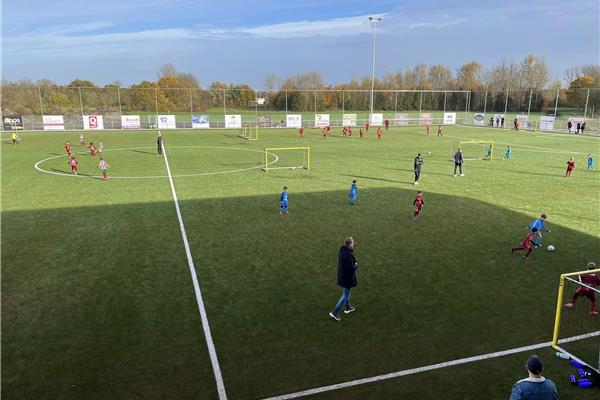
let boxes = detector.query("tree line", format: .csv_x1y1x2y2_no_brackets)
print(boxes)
2,56,599,115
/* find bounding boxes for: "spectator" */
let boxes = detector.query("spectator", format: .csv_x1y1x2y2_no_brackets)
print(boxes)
567,120,573,133
581,121,586,134
490,117,494,127
329,237,358,321
501,116,505,128
509,355,558,400
576,122,581,134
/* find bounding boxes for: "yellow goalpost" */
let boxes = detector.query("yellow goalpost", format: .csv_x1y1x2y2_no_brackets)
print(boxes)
239,125,259,140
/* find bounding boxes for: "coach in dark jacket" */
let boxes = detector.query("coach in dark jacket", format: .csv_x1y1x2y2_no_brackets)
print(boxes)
414,153,424,184
329,237,358,321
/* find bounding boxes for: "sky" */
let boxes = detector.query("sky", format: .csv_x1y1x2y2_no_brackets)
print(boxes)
1,0,598,87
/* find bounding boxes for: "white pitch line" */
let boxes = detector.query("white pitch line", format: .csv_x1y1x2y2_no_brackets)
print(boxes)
161,142,228,400
262,331,600,400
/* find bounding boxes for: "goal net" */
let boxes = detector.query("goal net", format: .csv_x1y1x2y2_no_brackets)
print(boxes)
263,147,310,172
238,124,259,140
451,141,494,161
553,267,600,373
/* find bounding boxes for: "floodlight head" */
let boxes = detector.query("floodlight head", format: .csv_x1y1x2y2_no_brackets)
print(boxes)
369,16,382,22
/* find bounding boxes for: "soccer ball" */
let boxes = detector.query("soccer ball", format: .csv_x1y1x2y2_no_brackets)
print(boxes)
547,245,556,252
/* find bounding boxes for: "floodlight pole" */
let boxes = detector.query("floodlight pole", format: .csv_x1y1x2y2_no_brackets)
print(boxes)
368,16,382,124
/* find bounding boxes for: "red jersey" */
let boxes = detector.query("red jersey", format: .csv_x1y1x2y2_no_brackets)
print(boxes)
413,194,425,207
377,127,382,136
89,144,96,154
521,232,536,248
567,160,575,170
348,128,352,136
365,123,369,130
65,143,71,153
581,273,600,288
384,120,390,126
299,128,304,136
70,158,78,167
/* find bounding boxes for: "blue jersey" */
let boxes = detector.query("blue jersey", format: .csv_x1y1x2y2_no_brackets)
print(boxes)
529,218,547,233
588,156,594,166
280,191,288,204
506,148,512,156
349,184,358,198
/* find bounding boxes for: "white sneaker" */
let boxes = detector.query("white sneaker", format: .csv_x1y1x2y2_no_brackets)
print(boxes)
414,181,418,185
460,174,465,177
453,174,457,177
329,312,341,321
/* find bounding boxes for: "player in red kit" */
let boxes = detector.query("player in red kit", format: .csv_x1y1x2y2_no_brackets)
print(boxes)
299,127,304,138
348,127,352,137
377,127,382,139
413,191,425,220
88,142,97,157
64,141,72,156
365,122,370,132
566,157,575,177
565,262,599,315
384,119,390,130
68,155,78,175
511,227,538,259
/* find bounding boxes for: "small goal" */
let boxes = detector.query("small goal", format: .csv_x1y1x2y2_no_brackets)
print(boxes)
263,147,310,172
452,141,494,161
239,124,259,140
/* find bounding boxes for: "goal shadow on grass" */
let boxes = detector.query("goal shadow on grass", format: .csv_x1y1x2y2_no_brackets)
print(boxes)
2,187,599,400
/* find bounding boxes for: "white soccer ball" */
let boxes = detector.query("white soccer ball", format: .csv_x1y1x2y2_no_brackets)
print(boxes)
547,245,556,252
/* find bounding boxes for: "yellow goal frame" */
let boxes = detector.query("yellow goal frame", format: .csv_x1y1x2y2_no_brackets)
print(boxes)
552,268,600,371
263,147,311,172
239,125,259,140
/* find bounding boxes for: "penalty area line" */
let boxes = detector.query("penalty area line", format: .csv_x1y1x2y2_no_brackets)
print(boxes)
161,142,228,400
261,331,600,400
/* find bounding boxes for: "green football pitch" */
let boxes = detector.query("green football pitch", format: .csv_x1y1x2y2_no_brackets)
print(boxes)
2,125,599,399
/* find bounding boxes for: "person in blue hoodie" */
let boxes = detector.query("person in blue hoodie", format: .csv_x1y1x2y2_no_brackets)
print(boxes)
349,180,358,205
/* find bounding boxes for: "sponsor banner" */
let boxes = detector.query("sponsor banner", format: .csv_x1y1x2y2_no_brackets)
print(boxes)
369,113,383,126
43,115,65,130
225,114,242,128
342,113,357,127
419,113,433,126
443,112,457,125
192,114,210,128
473,113,485,126
395,113,409,126
121,115,141,129
83,115,104,130
539,116,555,131
286,114,302,128
257,114,272,128
515,115,529,129
493,114,505,127
315,114,330,127
157,115,176,129
2,115,24,130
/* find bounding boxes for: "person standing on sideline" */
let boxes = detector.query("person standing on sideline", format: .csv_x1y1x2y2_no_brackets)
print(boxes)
567,120,572,133
349,180,358,205
157,131,163,155
581,121,586,134
576,122,581,134
453,149,464,176
504,145,512,160
587,154,595,171
414,153,424,184
509,356,558,400
11,131,18,144
437,124,443,136
329,237,358,321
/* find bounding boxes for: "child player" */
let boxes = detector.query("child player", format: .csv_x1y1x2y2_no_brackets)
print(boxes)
413,191,425,220
529,214,550,247
64,141,72,156
349,180,358,205
98,157,110,181
80,133,85,147
504,145,512,160
359,128,364,139
377,126,382,139
365,121,369,132
566,157,575,177
299,127,304,138
68,155,78,175
511,227,538,260
564,262,599,315
437,124,443,136
88,142,97,157
588,154,595,171
98,141,104,155
279,186,289,216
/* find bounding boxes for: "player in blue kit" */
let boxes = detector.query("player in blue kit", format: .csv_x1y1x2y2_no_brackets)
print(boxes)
529,214,550,247
279,186,289,216
588,154,595,171
504,145,512,160
349,180,358,205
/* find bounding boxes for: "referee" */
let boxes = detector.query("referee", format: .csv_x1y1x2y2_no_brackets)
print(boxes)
157,131,162,155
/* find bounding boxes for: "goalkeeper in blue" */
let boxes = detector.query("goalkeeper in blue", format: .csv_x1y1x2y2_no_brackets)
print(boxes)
588,154,595,171
349,180,358,205
529,214,550,247
279,186,289,216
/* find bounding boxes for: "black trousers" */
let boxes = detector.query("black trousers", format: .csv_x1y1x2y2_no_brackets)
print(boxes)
454,163,462,174
157,141,162,155
414,169,421,181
